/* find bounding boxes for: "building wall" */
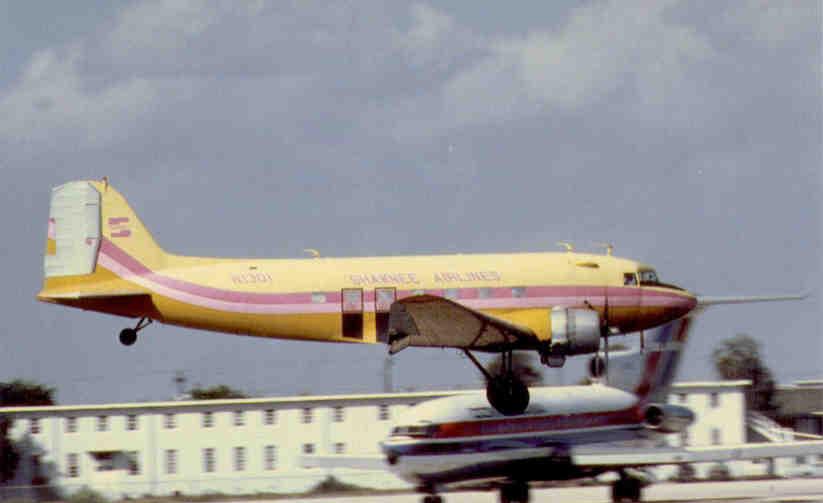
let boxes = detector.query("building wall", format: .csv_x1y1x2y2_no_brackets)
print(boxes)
1,381,816,499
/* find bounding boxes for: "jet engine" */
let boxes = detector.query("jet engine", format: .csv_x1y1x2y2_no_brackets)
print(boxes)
642,404,695,433
547,307,601,357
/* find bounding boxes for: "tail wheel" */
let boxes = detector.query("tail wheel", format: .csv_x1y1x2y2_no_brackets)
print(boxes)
119,328,137,346
118,317,152,346
486,374,530,416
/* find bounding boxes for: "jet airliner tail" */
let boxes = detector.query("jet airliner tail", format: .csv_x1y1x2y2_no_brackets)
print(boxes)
38,179,166,314
603,316,693,403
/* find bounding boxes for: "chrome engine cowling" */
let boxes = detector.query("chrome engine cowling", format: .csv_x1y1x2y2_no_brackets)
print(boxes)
643,404,695,433
549,307,601,356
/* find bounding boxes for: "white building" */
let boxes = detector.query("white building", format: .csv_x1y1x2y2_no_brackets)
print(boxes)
1,380,815,500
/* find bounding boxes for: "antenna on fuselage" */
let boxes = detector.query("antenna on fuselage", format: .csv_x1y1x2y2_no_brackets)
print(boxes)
595,242,614,256
557,241,574,253
303,248,320,258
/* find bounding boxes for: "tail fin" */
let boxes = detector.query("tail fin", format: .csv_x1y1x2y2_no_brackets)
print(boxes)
39,179,166,300
600,316,694,403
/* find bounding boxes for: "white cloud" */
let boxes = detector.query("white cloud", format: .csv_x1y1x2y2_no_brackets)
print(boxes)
0,45,156,150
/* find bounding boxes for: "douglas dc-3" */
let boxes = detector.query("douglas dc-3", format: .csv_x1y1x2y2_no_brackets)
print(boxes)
304,317,823,503
38,179,802,415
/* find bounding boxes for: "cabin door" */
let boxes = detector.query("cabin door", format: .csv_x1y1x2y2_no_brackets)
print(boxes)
341,288,364,339
375,287,396,343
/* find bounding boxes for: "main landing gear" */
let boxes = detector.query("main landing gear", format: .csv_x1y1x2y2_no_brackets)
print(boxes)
611,473,643,502
119,317,152,346
500,480,530,503
464,349,530,416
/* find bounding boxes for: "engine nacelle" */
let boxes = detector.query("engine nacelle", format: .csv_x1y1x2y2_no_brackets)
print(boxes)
549,308,601,356
642,404,695,433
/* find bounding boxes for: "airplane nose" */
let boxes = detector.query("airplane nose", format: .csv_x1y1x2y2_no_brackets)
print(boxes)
668,292,698,319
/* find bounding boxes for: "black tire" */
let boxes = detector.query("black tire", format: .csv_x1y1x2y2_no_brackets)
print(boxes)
119,328,137,346
486,375,530,415
612,478,641,503
500,481,530,503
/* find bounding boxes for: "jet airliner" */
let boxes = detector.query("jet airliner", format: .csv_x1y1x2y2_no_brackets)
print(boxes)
38,179,802,415
304,317,823,503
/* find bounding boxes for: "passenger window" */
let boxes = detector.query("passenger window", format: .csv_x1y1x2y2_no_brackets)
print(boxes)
624,273,637,286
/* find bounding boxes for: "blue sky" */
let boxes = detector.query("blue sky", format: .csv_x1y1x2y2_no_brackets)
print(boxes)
1,1,820,403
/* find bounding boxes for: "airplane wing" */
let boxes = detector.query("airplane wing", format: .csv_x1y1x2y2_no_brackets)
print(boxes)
300,454,388,471
387,295,538,354
572,440,823,468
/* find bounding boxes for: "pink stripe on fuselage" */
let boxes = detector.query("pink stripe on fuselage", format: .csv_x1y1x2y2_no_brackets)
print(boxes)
97,238,692,315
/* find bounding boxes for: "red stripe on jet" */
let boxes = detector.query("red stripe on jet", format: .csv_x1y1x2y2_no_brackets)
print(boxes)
432,407,642,439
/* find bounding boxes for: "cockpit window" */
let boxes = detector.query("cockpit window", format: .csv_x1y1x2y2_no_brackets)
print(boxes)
623,273,638,286
638,270,659,285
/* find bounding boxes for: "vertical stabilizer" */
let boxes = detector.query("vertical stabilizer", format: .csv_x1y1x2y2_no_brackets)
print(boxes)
605,316,693,402
39,179,166,300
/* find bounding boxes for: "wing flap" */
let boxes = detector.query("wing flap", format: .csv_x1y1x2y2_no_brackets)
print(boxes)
388,295,537,354
572,440,823,467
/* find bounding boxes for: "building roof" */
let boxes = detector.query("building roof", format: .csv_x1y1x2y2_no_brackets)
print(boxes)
669,380,751,390
0,380,752,416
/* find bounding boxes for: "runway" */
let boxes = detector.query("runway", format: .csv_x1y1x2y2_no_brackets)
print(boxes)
264,478,823,503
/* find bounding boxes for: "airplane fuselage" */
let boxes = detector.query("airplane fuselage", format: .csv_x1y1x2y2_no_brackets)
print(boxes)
41,241,696,344
382,386,656,487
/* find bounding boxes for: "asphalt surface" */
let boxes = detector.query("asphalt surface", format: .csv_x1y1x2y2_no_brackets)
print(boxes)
239,478,823,503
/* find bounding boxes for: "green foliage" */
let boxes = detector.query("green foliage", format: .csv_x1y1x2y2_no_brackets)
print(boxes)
306,475,364,494
189,385,247,400
0,380,55,406
67,487,109,503
0,380,55,484
712,334,776,412
707,462,732,481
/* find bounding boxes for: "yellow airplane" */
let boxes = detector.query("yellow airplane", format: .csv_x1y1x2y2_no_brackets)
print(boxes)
37,179,802,414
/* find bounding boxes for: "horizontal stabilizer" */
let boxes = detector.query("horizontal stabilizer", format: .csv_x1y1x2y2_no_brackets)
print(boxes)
38,290,149,301
300,454,388,471
573,440,823,467
697,293,807,307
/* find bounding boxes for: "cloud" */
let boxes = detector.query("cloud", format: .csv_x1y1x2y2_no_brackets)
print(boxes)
0,45,156,151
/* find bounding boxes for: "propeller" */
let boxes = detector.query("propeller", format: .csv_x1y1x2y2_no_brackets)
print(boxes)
600,289,610,383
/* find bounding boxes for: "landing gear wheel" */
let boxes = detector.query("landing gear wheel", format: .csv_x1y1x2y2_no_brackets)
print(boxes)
486,374,530,416
611,477,642,502
118,317,152,346
422,494,442,503
500,481,530,503
119,328,137,346
541,353,566,368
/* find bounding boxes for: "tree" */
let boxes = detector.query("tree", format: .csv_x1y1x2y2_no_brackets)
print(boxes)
712,334,776,413
0,380,55,483
189,384,248,400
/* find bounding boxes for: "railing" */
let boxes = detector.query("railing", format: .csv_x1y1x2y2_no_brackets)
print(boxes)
746,411,795,442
